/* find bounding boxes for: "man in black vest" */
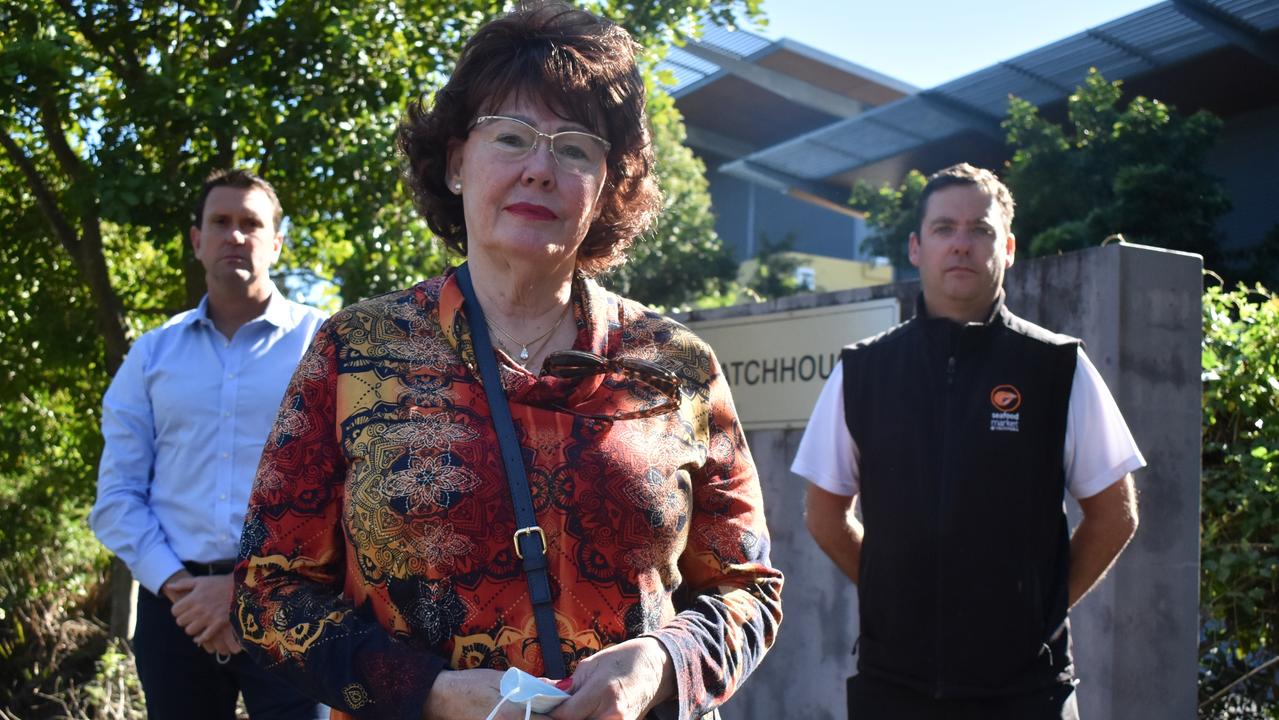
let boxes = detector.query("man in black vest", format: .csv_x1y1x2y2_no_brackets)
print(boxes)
792,163,1144,719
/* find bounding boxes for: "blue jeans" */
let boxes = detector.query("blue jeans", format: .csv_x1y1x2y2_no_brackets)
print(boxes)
133,586,322,720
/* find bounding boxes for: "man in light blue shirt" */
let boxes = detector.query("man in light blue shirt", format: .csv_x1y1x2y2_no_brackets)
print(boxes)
92,169,325,719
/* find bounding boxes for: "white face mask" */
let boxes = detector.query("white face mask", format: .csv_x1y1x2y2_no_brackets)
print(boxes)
484,667,571,720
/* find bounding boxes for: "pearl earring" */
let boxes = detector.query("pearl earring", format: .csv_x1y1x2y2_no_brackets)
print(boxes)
452,180,462,192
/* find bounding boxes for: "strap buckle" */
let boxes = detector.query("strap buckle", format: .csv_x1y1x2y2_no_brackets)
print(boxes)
513,526,546,560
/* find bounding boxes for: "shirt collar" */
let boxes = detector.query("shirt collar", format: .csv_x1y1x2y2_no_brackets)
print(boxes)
178,287,292,330
172,295,214,330
258,287,294,328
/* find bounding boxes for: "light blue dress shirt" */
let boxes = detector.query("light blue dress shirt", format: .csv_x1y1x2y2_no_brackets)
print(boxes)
91,290,326,594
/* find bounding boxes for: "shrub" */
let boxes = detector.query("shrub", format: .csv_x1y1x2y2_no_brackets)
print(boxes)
1199,283,1279,718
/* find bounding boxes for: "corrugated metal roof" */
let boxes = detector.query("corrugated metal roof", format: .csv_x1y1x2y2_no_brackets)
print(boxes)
699,23,774,58
658,24,776,96
722,0,1279,188
1223,0,1279,27
660,50,720,90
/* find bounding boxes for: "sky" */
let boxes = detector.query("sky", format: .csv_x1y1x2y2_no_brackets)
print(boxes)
750,0,1162,89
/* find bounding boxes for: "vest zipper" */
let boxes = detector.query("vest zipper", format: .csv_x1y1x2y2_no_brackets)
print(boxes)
936,348,958,697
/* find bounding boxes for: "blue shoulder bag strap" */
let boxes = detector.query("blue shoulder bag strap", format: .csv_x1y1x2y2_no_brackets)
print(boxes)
455,262,567,679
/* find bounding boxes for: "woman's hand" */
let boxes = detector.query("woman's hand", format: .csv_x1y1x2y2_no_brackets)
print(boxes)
550,638,674,720
422,669,556,720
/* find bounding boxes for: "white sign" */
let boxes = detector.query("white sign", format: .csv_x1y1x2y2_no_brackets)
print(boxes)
687,299,900,430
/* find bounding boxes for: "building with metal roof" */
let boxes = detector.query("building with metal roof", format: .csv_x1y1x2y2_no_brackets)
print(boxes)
658,26,917,288
664,0,1279,281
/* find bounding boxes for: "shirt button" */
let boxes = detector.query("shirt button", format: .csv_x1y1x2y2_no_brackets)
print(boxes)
227,372,235,379
223,411,231,418
221,452,230,459
220,494,228,501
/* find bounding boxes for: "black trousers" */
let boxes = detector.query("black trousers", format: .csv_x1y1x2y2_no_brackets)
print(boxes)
133,586,321,720
847,674,1080,720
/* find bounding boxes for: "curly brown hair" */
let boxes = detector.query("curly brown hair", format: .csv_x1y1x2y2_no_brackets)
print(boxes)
396,2,662,275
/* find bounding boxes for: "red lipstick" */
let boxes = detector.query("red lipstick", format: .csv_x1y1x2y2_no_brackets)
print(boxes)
505,202,558,221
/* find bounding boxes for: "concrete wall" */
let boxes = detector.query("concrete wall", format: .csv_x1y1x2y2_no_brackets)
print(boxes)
680,244,1202,719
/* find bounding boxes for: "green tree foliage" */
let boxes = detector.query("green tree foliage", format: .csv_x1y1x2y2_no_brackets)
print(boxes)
1200,283,1279,718
1,0,760,370
602,78,737,308
848,169,926,270
0,0,757,713
0,155,117,709
849,71,1235,275
743,233,805,300
1,0,468,374
1002,68,1231,266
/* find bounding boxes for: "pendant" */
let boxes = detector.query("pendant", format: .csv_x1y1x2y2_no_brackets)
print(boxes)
519,346,530,361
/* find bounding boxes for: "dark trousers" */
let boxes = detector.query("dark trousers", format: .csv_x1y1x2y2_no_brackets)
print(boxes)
847,673,1080,720
133,586,321,720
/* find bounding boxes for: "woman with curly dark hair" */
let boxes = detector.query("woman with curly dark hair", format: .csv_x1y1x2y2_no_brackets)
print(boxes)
232,5,782,719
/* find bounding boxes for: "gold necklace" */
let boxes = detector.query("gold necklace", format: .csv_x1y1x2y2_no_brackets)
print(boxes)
493,321,560,368
486,301,572,363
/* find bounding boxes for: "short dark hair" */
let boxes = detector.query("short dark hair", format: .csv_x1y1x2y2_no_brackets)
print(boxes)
396,2,661,275
916,163,1015,234
194,169,283,231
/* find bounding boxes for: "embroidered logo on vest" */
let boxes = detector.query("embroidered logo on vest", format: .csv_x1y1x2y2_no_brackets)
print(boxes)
990,384,1021,432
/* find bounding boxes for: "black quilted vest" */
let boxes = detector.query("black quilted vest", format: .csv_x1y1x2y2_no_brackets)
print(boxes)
841,293,1079,697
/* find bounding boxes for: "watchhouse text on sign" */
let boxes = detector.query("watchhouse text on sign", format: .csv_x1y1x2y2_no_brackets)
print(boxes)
687,298,899,430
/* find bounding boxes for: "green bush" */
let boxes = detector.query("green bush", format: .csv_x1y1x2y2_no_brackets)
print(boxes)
0,382,128,717
848,169,926,271
1200,283,1279,718
1003,69,1230,267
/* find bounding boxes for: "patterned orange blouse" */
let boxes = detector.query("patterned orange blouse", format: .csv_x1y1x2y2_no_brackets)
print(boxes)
233,269,783,719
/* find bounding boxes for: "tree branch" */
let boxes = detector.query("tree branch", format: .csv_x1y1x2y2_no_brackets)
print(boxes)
258,134,277,176
0,125,81,257
1,123,131,373
1199,654,1279,712
205,0,255,68
37,94,84,184
75,200,133,373
53,0,147,91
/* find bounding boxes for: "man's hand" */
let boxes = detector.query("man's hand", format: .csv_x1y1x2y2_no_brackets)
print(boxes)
1069,474,1139,607
549,637,674,720
421,669,554,720
805,484,864,584
169,574,242,656
160,568,195,603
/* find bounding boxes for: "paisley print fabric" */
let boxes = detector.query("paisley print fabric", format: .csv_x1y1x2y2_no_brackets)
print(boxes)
233,269,783,720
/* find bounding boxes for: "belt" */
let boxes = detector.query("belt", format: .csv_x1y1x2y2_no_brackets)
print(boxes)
182,560,237,576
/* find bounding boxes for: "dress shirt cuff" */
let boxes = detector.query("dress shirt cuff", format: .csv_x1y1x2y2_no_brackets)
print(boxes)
133,547,187,595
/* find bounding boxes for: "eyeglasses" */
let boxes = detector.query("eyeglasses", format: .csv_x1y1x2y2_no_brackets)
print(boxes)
470,116,611,175
540,350,681,421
